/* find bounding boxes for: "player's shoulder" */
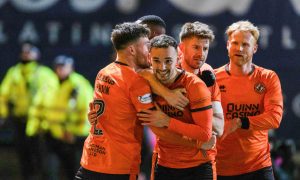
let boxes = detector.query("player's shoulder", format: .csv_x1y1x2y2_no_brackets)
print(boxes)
183,71,211,100
200,63,214,72
97,62,146,85
253,64,279,80
183,70,199,80
182,70,206,86
214,64,227,75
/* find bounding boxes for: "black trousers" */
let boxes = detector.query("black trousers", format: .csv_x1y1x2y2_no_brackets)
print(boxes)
75,166,136,180
217,166,274,180
12,116,43,180
154,162,213,180
44,133,78,180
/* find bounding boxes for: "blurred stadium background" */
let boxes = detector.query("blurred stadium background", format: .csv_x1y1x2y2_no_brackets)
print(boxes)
0,0,300,179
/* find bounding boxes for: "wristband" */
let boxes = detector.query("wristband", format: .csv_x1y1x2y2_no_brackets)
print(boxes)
240,117,250,129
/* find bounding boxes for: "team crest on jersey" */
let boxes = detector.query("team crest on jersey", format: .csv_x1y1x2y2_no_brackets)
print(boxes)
138,93,152,104
254,82,266,94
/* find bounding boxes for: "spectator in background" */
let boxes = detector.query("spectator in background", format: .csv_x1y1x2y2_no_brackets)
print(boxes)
26,55,93,180
0,43,57,180
215,20,283,180
271,138,297,180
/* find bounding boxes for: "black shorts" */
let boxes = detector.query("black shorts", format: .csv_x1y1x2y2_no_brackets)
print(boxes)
217,166,274,180
154,162,213,180
75,166,136,180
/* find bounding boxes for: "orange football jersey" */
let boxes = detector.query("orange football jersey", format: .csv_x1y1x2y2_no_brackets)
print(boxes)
80,62,154,175
155,71,213,168
215,64,283,176
167,63,220,178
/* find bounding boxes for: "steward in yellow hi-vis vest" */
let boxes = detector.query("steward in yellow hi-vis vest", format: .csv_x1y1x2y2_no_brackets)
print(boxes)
0,43,57,179
26,55,93,180
0,47,57,120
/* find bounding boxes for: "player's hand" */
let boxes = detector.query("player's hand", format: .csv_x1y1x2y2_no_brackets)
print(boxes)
88,102,97,125
221,118,241,140
197,134,217,158
137,102,170,128
164,88,189,111
199,134,216,150
199,70,216,87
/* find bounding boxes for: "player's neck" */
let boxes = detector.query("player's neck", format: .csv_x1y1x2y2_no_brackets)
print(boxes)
228,62,253,76
115,52,144,72
181,60,199,74
115,53,135,69
163,68,182,85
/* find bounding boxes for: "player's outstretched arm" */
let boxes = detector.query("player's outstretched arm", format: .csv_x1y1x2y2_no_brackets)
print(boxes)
138,69,189,110
138,102,213,142
149,126,216,150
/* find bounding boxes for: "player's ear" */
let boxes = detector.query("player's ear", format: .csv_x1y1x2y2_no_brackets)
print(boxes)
147,53,152,66
253,43,258,54
177,55,180,63
226,40,230,51
128,45,136,56
178,42,184,52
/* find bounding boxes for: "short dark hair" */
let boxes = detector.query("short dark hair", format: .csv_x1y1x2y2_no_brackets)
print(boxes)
150,34,177,50
136,15,166,29
179,21,215,42
111,22,150,50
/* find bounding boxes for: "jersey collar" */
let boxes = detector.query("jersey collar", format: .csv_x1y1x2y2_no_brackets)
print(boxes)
114,61,129,66
225,63,255,76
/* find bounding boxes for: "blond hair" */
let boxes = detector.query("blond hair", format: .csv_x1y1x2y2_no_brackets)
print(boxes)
226,20,259,42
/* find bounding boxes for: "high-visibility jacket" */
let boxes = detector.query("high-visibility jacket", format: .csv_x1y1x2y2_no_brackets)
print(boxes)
26,72,93,140
0,61,57,119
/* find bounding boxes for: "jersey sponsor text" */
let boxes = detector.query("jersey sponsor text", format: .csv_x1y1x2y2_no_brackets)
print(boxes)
226,103,260,119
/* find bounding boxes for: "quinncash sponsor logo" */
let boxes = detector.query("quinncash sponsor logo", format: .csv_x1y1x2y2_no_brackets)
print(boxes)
226,103,260,119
